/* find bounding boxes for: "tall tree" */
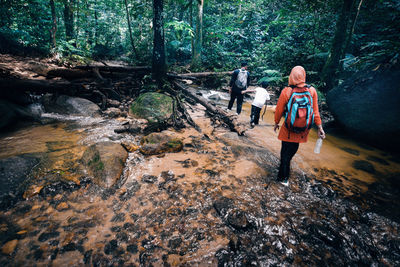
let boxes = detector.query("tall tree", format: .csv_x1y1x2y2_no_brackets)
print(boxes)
152,0,167,83
321,0,355,91
50,0,57,51
124,0,139,59
191,0,203,69
63,0,75,41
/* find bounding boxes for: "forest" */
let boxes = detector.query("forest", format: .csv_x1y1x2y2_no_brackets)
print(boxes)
1,0,399,88
0,0,400,266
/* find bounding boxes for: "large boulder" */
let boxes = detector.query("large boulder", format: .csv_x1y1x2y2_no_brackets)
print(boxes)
80,142,128,188
0,100,35,130
43,95,101,117
327,68,400,150
0,154,41,207
129,92,173,127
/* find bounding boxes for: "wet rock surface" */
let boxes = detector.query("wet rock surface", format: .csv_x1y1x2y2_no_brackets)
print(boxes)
327,68,400,151
80,142,128,188
43,95,101,117
0,99,399,266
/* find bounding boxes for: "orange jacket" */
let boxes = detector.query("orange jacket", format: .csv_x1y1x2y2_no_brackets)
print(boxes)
274,66,322,143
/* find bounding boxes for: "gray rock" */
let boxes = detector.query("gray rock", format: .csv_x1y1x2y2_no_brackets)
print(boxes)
327,69,400,150
104,107,121,118
0,154,41,201
80,142,128,188
0,100,35,129
44,95,101,117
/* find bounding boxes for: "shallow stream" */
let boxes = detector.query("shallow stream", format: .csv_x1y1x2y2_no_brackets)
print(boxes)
0,93,399,266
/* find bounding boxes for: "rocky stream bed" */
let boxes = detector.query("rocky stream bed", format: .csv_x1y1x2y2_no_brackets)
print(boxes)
0,89,399,266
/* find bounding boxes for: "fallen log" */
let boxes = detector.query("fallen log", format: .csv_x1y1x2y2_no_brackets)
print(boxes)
178,71,232,78
46,68,93,80
167,73,198,81
173,81,245,135
73,65,151,73
0,78,84,95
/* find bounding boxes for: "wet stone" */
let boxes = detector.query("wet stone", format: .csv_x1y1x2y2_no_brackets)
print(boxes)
1,239,18,255
84,249,92,264
111,212,125,222
366,156,389,166
168,237,182,249
38,231,60,242
110,226,122,233
127,244,138,254
340,147,360,156
227,210,251,230
116,232,129,243
213,197,234,218
352,160,376,174
141,174,158,184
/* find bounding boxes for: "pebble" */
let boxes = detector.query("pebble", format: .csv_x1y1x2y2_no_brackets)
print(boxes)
1,239,18,255
56,202,69,211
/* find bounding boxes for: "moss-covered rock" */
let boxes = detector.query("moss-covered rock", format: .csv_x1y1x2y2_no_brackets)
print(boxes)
80,142,128,188
129,93,173,126
140,132,183,155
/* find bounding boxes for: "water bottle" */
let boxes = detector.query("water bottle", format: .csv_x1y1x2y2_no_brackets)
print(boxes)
314,138,323,154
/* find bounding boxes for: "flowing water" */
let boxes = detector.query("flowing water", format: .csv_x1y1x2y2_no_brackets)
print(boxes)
0,94,399,266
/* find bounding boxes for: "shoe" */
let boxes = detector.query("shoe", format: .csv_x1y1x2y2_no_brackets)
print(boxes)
235,112,239,116
250,122,255,128
277,177,289,186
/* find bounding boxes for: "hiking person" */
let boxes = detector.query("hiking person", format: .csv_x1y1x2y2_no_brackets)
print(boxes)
227,62,250,115
274,66,325,186
241,81,270,128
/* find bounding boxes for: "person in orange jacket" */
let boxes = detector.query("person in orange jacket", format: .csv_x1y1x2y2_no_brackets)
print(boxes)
274,66,325,186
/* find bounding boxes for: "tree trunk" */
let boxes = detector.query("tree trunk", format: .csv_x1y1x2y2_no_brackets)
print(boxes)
321,0,355,92
94,0,98,46
152,0,167,83
63,0,75,41
50,0,57,51
189,0,194,58
191,0,204,69
343,0,364,59
124,0,139,60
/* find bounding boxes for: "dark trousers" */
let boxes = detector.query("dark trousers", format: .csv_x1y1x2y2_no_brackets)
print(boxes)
278,141,299,179
250,105,262,125
228,91,244,114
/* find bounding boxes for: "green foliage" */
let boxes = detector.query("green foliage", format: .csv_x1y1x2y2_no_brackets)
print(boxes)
0,0,397,89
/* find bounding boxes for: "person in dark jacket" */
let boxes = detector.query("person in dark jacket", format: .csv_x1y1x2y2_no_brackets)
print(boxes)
228,62,250,115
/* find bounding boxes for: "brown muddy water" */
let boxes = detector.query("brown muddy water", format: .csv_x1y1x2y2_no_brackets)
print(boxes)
0,94,399,266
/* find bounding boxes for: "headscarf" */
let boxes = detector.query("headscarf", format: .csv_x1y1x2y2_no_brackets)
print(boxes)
288,66,306,87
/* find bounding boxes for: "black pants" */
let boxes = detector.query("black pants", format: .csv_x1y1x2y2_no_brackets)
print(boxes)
250,105,262,125
278,141,299,179
228,91,244,114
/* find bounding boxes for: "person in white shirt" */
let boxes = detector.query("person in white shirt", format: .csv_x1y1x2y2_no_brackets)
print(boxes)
241,81,270,128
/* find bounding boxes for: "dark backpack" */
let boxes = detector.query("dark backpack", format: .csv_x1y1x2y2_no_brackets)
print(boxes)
235,69,248,89
284,85,314,133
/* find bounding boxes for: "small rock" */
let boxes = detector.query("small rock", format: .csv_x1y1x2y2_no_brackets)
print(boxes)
104,107,121,118
23,185,44,199
56,202,69,211
107,99,121,107
227,210,251,230
168,237,182,249
353,160,376,174
1,239,18,255
121,142,139,152
141,174,158,184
